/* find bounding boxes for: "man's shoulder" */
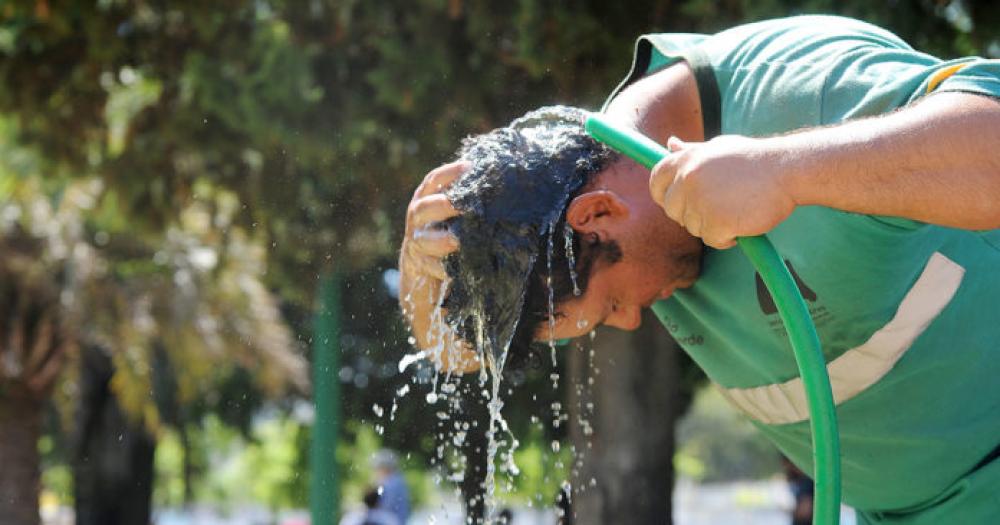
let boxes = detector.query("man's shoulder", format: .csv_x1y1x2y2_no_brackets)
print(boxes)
636,15,906,50
710,15,907,44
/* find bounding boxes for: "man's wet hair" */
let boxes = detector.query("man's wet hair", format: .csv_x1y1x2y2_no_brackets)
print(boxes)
442,106,620,369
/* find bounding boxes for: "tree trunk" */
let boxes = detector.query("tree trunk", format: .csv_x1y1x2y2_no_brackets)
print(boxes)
568,310,697,525
180,423,194,506
457,375,489,525
0,389,43,525
1,238,72,525
74,344,155,525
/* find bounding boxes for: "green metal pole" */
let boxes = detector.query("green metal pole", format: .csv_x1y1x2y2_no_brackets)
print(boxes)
310,272,341,524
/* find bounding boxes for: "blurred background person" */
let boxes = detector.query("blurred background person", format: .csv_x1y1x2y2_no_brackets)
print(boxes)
338,488,399,525
372,449,410,524
782,456,814,525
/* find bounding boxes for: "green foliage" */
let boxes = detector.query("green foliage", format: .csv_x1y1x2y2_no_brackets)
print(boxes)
674,387,782,483
505,427,573,504
0,170,307,431
1,117,307,450
154,413,310,510
150,413,445,513
153,429,187,507
0,0,682,294
39,434,73,506
213,414,308,510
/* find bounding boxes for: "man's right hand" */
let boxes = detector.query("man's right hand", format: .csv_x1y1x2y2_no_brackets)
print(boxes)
398,160,481,373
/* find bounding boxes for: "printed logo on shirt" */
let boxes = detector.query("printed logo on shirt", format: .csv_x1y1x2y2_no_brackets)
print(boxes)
661,316,704,346
755,261,833,333
755,260,817,314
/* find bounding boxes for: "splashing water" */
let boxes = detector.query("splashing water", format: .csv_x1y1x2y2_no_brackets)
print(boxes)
398,351,426,373
546,218,559,368
442,105,615,364
564,223,581,297
400,106,617,524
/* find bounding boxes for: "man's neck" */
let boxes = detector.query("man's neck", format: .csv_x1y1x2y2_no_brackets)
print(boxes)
603,60,706,147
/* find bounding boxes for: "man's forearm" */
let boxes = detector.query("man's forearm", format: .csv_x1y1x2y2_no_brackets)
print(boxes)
778,92,1000,230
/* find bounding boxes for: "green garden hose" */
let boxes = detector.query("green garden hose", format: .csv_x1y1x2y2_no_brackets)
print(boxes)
585,113,842,525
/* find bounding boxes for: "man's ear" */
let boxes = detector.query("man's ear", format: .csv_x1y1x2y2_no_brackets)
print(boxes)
566,190,630,234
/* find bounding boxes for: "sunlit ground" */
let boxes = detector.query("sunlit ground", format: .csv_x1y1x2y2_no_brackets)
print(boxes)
39,477,857,525
407,478,856,525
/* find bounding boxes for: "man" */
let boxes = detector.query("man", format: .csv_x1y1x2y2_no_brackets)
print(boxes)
399,15,1000,523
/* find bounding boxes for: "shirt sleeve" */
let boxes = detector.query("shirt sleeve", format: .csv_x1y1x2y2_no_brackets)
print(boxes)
697,15,918,135
604,16,920,135
929,59,1000,99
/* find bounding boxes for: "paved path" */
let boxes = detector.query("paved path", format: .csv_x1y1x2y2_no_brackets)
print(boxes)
110,479,857,525
409,479,857,525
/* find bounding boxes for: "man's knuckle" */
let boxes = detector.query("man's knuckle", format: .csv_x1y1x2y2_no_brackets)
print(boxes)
426,164,448,179
407,201,422,219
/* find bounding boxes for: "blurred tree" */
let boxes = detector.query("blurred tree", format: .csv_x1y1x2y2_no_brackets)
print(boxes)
73,342,156,525
0,151,307,524
674,386,784,483
0,222,75,525
566,311,704,525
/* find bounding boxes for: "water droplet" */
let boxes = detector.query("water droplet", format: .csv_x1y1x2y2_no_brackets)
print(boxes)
398,351,425,373
564,222,581,296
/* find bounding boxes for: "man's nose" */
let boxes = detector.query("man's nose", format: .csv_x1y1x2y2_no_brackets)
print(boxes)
606,305,642,331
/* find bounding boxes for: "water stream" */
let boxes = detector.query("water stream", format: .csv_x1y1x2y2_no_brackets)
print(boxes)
397,106,616,523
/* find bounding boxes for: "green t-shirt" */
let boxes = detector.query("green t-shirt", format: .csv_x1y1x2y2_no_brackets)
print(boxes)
609,15,1000,517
